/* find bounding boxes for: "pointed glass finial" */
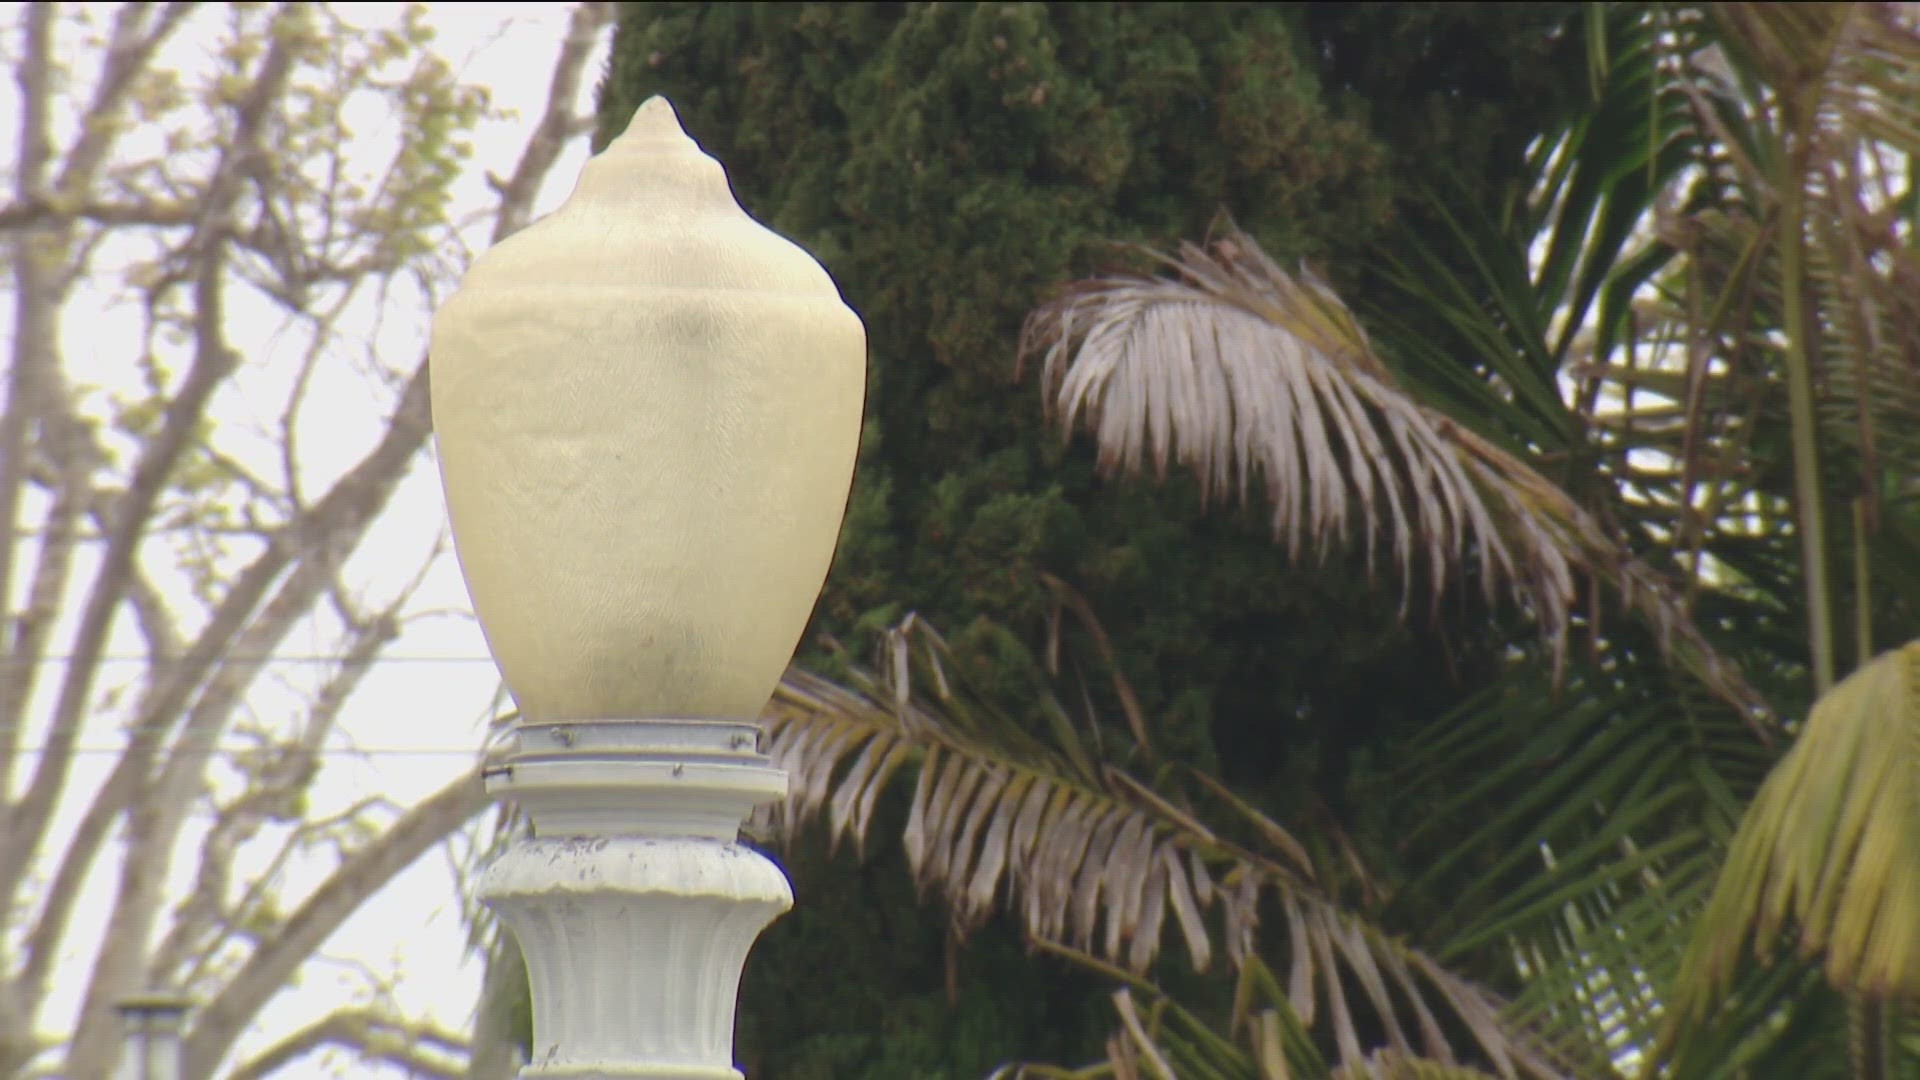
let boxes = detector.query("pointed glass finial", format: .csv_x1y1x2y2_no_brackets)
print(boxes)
568,94,735,213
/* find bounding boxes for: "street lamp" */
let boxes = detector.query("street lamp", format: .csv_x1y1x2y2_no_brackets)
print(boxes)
115,995,191,1080
429,96,866,1078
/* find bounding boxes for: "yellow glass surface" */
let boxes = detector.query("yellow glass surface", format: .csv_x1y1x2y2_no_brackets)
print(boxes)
430,98,867,721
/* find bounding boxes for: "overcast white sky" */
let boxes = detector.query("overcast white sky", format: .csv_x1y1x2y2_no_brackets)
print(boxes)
14,5,614,1076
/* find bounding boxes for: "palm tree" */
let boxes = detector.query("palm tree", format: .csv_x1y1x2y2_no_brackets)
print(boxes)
1621,5,1920,1076
757,3,1920,1077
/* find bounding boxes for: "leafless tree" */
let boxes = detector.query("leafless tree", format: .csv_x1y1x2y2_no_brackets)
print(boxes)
0,3,612,1077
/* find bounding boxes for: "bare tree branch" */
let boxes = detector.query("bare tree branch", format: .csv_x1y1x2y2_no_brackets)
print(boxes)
0,422,85,798
0,197,198,230
185,795,401,992
119,555,183,667
492,0,611,241
0,7,197,754
0,4,304,920
0,7,613,1075
175,23,618,1062
222,1006,467,1080
0,0,61,801
14,366,434,1034
150,603,402,984
0,8,67,1065
182,769,492,1080
3,411,167,787
278,302,346,512
0,0,52,527
54,2,199,199
65,468,398,1071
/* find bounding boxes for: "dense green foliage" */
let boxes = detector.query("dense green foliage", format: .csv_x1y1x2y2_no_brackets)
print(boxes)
596,4,1592,1073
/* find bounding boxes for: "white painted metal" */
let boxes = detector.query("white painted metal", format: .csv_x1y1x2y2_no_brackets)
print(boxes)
480,721,790,1079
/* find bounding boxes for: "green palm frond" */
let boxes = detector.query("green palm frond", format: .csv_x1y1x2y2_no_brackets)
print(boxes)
1580,21,1920,1068
992,970,1326,1080
1388,648,1762,1064
1673,639,1920,1016
1377,5,1702,450
1655,955,1857,1080
1603,1,1920,700
1348,24,1787,1061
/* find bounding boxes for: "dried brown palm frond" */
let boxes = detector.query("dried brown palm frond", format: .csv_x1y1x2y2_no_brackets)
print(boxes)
1670,639,1920,1018
1019,222,1774,735
997,950,1563,1080
1268,900,1589,1079
759,638,1283,976
1333,1055,1508,1080
757,618,1595,1079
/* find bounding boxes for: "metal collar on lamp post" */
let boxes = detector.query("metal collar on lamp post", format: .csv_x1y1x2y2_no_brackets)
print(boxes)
429,96,866,1080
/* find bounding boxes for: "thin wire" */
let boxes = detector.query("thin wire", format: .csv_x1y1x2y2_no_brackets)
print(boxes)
17,744,496,756
1,655,500,663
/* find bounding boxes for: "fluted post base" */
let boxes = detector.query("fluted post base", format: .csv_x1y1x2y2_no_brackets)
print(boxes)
479,720,791,1080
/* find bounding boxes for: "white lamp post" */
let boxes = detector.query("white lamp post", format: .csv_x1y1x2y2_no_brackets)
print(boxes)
115,995,191,1080
428,96,866,1079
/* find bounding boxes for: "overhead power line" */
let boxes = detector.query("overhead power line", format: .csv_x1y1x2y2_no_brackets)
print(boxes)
15,744,497,757
1,654,501,663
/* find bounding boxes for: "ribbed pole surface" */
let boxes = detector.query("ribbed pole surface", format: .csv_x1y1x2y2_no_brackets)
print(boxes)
480,721,791,1079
